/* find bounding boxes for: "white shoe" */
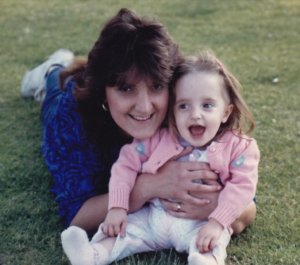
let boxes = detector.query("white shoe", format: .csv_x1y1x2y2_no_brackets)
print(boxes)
21,49,74,102
61,226,95,265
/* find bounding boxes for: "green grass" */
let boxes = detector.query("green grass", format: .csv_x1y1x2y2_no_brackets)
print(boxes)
1,0,300,264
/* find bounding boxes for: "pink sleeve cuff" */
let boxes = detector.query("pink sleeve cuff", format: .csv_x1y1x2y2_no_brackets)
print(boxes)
108,189,130,211
208,203,238,228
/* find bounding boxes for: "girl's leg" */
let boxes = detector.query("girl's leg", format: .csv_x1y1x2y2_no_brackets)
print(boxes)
62,207,159,265
61,226,111,265
188,252,219,265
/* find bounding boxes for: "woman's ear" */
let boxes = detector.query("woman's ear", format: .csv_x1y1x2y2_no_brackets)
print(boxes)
222,104,234,123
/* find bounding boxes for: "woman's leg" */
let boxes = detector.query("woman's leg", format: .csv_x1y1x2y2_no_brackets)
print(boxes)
21,49,74,101
41,66,64,129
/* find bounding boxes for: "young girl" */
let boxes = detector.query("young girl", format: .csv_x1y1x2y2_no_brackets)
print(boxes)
61,50,259,265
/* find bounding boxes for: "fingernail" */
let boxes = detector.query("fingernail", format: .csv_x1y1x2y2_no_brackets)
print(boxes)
217,185,222,190
206,199,210,204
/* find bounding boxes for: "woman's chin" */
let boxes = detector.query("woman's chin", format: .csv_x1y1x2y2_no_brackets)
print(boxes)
130,129,156,140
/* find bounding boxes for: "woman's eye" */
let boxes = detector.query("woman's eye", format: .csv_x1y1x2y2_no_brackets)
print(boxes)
118,86,132,92
203,103,213,108
179,104,189,109
152,84,163,90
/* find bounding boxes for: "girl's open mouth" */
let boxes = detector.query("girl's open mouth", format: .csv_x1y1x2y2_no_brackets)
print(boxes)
189,125,205,136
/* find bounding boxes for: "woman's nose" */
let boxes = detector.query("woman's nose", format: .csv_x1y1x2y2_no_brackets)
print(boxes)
135,90,152,113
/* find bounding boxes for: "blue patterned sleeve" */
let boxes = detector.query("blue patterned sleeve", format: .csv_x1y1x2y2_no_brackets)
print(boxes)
41,81,120,226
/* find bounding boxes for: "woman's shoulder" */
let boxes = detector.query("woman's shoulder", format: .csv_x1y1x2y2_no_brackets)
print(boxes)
42,78,85,147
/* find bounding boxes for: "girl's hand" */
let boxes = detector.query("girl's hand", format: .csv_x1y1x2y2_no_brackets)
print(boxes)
196,219,224,253
102,208,127,237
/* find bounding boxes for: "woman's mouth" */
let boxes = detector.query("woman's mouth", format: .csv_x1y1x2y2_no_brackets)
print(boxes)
130,114,152,121
189,125,205,136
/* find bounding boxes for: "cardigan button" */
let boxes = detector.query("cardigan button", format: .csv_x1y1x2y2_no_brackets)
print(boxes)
210,147,216,152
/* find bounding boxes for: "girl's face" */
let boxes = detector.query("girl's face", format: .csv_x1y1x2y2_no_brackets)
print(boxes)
106,78,169,140
173,71,233,147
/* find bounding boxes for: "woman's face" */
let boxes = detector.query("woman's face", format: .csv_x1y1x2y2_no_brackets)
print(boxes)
106,78,169,140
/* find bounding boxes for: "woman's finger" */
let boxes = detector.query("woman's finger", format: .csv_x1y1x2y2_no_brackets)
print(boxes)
160,195,210,210
189,183,222,193
170,146,193,161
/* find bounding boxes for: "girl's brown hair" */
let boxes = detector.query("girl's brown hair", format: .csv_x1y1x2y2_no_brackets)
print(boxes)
59,8,181,150
168,50,255,140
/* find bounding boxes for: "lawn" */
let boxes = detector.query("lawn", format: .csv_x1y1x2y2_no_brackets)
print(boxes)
0,0,299,264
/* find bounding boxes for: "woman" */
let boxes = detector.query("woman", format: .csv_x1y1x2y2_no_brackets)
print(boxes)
21,8,256,235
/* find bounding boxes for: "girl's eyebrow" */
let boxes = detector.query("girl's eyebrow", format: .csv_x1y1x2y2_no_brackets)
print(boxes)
202,97,217,103
175,97,217,104
175,98,190,104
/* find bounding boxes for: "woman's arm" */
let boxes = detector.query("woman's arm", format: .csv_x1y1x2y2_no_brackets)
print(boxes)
71,148,256,234
70,186,256,235
128,149,222,216
71,155,221,233
70,193,109,234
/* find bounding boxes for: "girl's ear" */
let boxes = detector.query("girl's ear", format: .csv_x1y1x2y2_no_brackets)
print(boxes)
222,104,234,123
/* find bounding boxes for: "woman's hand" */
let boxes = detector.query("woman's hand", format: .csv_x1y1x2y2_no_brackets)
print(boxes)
102,208,127,237
129,147,222,219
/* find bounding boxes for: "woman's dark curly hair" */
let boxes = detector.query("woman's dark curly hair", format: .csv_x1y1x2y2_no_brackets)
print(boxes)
60,8,182,150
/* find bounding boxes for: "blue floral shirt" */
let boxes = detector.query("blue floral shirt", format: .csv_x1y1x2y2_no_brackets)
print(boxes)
42,80,121,226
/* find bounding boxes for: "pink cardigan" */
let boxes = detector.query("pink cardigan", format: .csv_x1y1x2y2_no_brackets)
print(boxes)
109,128,260,228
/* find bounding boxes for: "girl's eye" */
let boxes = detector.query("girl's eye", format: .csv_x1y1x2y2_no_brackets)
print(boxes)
203,103,213,108
179,104,189,109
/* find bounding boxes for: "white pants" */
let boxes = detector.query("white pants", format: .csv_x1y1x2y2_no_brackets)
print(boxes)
91,199,230,264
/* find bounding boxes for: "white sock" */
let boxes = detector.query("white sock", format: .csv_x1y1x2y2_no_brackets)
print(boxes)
188,252,218,265
92,243,110,265
61,226,94,265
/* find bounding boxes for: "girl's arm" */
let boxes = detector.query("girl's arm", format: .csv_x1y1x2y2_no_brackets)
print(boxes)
208,138,260,229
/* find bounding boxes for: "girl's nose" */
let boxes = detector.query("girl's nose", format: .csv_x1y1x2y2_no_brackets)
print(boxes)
191,108,202,120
